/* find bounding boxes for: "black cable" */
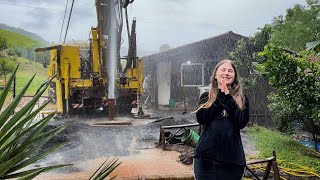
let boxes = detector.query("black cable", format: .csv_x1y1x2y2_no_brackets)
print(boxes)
121,0,129,8
125,7,130,40
63,0,75,44
121,0,134,8
0,2,53,10
59,0,69,43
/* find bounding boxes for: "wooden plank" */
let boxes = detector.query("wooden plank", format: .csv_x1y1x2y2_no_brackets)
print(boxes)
246,157,275,165
162,123,200,129
93,122,132,126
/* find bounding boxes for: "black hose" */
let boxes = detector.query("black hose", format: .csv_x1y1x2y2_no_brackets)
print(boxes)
121,0,129,8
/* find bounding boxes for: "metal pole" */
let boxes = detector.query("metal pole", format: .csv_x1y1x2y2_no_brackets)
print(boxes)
182,69,187,114
106,0,119,120
66,99,69,115
13,76,16,99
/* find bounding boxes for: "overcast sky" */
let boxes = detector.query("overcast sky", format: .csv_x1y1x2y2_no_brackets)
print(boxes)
0,0,308,55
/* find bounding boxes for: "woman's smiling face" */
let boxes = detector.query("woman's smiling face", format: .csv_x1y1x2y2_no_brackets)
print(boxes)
215,62,235,88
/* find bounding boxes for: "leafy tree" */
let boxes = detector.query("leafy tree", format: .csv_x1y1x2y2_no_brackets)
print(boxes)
229,25,272,89
7,48,15,58
270,1,320,51
0,36,8,56
159,44,171,52
14,47,23,57
258,44,320,151
0,58,14,84
26,48,34,60
36,51,50,66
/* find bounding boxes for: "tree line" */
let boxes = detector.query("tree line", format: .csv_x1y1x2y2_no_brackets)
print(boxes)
230,0,320,151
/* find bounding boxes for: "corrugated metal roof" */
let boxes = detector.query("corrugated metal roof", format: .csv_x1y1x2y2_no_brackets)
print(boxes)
142,31,247,62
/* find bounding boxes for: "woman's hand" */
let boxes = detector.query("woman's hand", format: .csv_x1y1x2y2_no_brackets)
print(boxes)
221,80,229,95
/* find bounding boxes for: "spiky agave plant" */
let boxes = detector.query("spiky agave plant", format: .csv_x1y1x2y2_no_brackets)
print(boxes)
0,65,70,179
90,157,121,180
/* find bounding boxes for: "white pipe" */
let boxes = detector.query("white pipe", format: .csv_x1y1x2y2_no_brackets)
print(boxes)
106,0,119,99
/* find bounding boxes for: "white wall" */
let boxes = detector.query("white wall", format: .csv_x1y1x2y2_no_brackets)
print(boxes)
157,62,171,105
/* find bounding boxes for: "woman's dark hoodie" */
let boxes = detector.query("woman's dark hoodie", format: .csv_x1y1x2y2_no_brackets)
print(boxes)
194,90,249,166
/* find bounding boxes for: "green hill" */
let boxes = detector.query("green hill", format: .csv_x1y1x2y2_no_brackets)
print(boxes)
0,23,48,45
0,26,48,96
0,29,43,49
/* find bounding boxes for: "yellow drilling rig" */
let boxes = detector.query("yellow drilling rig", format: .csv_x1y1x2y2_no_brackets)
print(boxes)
36,0,143,119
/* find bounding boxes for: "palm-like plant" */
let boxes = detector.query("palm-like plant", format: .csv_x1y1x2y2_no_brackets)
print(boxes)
90,157,121,180
0,65,70,179
0,65,121,179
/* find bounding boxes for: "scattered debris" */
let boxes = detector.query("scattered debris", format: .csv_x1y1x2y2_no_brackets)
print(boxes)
93,122,132,126
154,116,174,123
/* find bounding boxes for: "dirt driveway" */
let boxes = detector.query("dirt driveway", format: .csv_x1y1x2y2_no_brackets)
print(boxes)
33,110,257,179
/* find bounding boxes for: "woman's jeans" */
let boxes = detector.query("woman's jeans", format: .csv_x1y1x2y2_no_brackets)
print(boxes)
193,158,245,180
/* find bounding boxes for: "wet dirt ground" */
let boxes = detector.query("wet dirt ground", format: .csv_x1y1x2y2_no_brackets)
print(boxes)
31,108,258,179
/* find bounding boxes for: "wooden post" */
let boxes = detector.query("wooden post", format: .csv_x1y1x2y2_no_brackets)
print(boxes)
272,150,281,180
153,65,158,110
108,99,115,120
262,161,272,180
160,127,166,150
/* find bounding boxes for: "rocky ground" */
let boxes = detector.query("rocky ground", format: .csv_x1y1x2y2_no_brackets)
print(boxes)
31,108,260,179
7,97,316,179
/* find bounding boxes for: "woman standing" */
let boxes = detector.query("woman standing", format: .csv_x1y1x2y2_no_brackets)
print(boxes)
194,59,249,180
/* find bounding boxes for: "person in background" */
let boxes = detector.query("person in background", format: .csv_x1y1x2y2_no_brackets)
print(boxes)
193,59,249,180
143,72,154,109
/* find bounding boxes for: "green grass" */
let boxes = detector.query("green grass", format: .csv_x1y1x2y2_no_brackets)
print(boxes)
0,29,42,48
248,126,320,172
1,57,48,96
16,62,48,95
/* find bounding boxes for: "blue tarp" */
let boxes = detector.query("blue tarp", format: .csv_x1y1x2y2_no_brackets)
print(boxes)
300,140,320,149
